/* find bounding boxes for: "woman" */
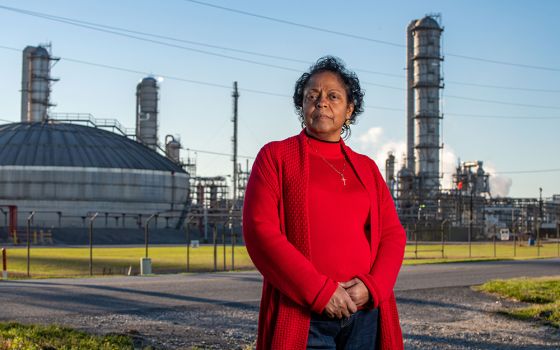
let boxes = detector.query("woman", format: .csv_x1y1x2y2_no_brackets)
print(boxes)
243,56,406,349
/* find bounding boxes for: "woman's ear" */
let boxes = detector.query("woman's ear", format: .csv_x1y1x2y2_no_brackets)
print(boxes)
346,103,355,118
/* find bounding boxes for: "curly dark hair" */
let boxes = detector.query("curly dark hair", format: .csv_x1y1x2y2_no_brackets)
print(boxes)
293,56,365,135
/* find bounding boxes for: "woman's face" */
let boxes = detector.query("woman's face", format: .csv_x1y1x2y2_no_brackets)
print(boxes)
303,71,354,142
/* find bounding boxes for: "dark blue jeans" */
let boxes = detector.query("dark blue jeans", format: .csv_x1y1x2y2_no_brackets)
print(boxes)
307,308,379,349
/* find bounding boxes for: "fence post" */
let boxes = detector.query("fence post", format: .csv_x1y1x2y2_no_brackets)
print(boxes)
493,235,496,258
513,233,519,258
213,225,218,272
2,248,7,280
414,223,418,259
185,223,190,272
231,223,236,271
537,219,541,257
222,223,226,271
440,220,447,259
144,214,157,259
26,211,35,278
557,223,559,257
89,212,99,276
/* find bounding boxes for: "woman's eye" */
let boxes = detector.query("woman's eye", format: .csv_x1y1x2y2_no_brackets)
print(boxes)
306,94,317,101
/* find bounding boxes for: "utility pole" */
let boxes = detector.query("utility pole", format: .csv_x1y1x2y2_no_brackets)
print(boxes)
232,81,239,211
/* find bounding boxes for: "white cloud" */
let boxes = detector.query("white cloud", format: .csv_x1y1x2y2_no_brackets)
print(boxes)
358,127,383,149
356,127,406,180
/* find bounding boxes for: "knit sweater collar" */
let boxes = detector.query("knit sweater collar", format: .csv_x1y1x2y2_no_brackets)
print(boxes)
304,132,344,159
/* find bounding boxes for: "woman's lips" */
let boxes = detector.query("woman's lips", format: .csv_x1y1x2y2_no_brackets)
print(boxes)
314,114,333,120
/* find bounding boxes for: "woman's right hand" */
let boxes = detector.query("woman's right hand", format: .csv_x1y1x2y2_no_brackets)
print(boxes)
323,285,357,318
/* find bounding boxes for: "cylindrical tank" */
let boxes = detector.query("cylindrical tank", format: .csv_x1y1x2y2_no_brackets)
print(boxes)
385,152,396,198
136,77,159,150
412,16,443,199
165,135,181,164
21,46,52,122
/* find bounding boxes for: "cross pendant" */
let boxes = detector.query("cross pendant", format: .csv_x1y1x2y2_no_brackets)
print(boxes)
341,175,347,186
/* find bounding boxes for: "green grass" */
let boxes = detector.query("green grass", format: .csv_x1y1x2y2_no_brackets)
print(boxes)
475,276,560,328
0,322,134,350
404,242,559,264
3,245,254,278
1,242,558,279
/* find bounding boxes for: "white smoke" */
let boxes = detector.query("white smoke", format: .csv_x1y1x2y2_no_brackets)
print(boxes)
484,163,512,197
441,146,458,190
356,128,512,197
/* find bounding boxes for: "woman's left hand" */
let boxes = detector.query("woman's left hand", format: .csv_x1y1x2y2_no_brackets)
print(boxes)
339,278,371,308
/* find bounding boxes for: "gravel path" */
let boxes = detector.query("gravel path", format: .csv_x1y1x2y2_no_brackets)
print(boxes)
26,285,559,349
399,286,560,350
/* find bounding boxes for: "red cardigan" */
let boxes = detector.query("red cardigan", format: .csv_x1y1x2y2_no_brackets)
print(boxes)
243,131,406,349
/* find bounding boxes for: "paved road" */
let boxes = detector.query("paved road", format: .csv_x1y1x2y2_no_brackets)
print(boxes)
0,258,558,320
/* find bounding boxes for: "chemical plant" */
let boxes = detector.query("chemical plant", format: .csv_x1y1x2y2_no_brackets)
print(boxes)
0,16,558,246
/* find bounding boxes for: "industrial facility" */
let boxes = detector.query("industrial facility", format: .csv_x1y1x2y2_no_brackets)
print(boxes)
388,15,559,242
0,16,558,246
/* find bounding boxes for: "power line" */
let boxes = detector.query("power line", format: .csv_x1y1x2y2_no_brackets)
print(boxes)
63,57,292,98
445,95,560,110
0,5,303,73
4,44,560,115
184,0,560,72
0,4,312,66
446,80,560,93
185,148,255,159
446,112,560,120
183,0,404,48
366,105,404,112
493,168,560,175
4,44,558,115
3,5,559,94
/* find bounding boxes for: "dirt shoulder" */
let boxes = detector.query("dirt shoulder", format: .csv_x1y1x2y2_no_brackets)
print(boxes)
12,285,555,350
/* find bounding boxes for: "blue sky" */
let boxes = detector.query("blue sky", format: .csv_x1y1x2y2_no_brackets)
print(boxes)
0,0,558,198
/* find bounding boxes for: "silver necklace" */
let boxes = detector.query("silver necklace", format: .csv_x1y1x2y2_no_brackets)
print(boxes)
308,140,347,186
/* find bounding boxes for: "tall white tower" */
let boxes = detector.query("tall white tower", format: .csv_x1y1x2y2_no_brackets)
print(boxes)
136,77,159,150
410,16,444,201
21,45,58,122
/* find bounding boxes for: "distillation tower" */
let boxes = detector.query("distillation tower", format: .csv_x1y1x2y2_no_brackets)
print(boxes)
397,15,444,221
20,45,58,122
136,77,159,150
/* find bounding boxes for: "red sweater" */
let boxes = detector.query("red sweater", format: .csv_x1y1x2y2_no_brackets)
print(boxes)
307,136,371,283
243,130,406,350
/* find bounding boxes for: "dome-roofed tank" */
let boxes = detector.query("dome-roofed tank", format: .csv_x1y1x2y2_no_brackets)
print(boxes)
0,122,183,171
0,122,188,229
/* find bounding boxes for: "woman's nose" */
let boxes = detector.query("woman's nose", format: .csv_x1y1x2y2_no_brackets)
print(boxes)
316,94,327,107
